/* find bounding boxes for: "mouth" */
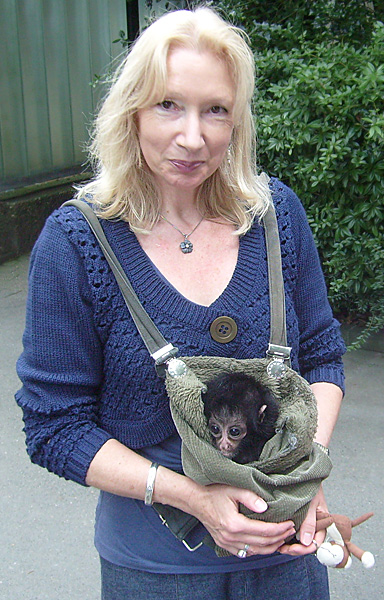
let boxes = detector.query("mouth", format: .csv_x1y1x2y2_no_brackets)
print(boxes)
170,160,204,173
221,450,235,458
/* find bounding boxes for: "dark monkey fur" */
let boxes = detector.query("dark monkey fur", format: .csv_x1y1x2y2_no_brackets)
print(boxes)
203,372,279,464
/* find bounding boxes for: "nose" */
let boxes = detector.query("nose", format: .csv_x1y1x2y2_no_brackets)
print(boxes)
219,437,233,453
176,111,205,152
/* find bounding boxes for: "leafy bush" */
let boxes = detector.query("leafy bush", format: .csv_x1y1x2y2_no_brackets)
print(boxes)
215,0,381,46
213,0,384,343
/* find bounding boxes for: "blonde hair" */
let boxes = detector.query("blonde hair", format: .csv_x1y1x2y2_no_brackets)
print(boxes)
78,7,271,234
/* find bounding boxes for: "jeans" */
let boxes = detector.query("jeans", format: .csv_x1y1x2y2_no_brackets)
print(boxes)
100,555,329,600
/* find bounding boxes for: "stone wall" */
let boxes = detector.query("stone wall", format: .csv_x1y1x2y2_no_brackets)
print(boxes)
0,188,74,264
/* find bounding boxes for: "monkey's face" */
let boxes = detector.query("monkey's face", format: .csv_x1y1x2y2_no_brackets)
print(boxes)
208,409,247,459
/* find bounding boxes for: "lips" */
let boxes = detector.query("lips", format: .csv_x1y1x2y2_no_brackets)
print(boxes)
170,160,204,173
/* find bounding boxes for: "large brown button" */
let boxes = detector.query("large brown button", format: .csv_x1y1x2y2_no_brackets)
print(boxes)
210,316,238,344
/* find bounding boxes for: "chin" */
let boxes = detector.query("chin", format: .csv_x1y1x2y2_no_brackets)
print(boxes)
221,451,236,459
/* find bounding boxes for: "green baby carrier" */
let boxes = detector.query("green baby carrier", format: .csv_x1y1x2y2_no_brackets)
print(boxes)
64,193,332,555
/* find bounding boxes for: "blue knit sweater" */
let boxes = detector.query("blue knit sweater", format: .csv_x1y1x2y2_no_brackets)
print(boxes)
16,179,345,487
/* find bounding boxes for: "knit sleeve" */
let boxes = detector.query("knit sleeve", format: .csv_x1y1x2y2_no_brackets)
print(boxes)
15,213,113,485
276,183,346,392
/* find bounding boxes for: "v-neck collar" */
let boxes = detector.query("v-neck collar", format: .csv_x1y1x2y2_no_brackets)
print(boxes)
102,218,265,325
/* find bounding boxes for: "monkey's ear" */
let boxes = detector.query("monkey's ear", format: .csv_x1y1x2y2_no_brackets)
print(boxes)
258,404,267,423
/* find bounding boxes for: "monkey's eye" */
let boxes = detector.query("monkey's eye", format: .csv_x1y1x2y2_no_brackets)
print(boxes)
229,427,243,439
209,424,221,438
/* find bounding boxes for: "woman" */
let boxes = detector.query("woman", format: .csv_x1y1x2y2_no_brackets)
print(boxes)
16,8,345,599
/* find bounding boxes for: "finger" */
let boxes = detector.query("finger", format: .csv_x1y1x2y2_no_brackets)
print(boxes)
227,540,285,558
247,541,285,556
227,523,296,551
238,517,296,540
315,530,326,545
219,530,295,554
235,490,268,514
298,506,316,547
279,540,317,556
248,531,295,550
208,511,295,545
212,523,295,557
279,530,326,557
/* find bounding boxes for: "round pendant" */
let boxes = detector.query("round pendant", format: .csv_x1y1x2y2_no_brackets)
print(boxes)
180,239,193,254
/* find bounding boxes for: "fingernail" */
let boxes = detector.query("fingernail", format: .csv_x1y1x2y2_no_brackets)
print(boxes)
254,498,268,512
301,532,313,546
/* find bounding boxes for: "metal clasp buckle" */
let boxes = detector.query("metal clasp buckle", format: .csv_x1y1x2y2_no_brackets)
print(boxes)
266,344,292,379
151,343,179,365
181,539,204,552
151,344,179,377
157,513,203,552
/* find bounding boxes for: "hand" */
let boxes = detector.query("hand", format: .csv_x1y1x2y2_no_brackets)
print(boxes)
191,483,296,557
278,485,327,556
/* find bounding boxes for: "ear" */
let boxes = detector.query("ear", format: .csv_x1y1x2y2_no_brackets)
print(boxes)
258,404,267,423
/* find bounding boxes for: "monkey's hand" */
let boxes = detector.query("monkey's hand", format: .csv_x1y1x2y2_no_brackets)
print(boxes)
278,485,328,556
190,484,296,557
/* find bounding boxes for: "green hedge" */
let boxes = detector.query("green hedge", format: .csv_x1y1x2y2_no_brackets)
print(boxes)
213,0,384,344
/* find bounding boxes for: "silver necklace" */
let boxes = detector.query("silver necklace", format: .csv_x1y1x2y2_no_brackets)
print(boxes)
160,213,205,254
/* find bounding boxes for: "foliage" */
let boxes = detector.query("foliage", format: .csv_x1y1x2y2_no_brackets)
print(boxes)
214,0,382,46
113,30,130,48
211,0,384,343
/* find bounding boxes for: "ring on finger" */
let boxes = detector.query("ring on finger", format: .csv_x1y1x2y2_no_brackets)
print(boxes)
237,544,250,559
312,539,319,549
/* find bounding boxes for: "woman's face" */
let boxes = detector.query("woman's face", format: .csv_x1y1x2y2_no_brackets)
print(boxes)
136,46,235,201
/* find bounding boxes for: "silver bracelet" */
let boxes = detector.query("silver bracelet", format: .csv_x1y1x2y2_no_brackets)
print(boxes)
144,462,159,505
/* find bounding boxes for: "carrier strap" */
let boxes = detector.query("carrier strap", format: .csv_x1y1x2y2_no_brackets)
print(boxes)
263,204,287,350
62,199,179,372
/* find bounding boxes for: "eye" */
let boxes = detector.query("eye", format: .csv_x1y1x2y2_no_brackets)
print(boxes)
209,105,228,115
158,100,175,110
229,427,243,439
209,424,221,438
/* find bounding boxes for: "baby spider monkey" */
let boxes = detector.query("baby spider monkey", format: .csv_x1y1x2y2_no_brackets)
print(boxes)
203,372,279,464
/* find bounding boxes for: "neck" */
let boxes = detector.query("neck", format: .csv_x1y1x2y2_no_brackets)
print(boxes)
158,184,201,221
160,199,203,226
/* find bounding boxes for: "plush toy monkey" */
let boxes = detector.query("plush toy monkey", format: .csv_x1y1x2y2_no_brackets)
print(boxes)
315,511,375,569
